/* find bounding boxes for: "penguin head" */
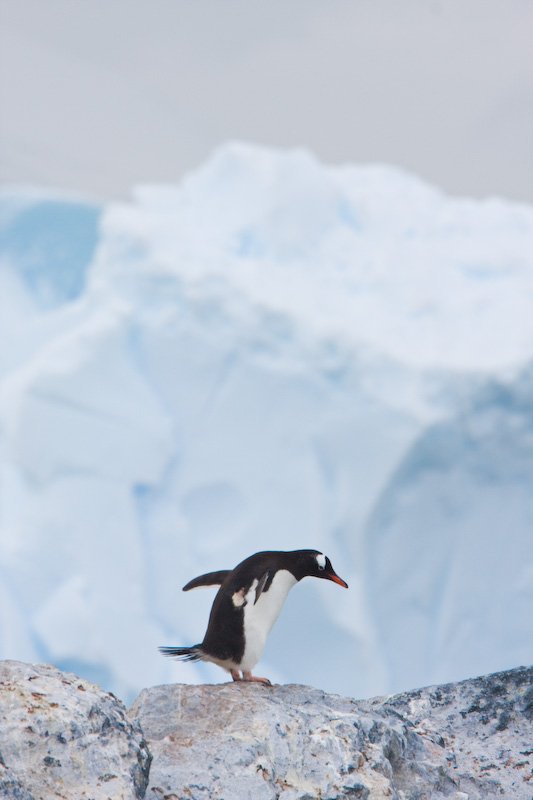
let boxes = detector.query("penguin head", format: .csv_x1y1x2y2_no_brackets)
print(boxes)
292,550,348,588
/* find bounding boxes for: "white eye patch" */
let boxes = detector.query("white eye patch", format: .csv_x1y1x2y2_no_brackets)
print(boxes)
316,553,326,570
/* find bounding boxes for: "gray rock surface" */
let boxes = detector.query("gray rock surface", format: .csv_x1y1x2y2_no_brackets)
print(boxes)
0,661,531,799
0,763,36,800
0,660,151,800
130,665,533,800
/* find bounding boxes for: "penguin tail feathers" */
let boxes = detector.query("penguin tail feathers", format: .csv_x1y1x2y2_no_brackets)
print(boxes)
158,645,204,662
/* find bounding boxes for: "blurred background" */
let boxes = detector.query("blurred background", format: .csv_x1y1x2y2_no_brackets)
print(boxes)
1,0,533,705
1,0,532,202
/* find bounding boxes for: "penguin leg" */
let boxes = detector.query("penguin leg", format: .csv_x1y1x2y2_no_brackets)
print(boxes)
230,669,242,681
242,671,271,686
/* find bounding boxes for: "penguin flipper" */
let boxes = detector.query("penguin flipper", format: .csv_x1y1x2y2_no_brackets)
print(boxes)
254,570,272,604
182,570,231,591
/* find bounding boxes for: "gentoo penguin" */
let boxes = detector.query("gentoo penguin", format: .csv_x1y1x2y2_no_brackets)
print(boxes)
159,549,348,685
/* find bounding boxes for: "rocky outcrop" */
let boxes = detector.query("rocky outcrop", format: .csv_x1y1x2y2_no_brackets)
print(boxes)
0,661,532,799
130,666,533,800
0,661,151,800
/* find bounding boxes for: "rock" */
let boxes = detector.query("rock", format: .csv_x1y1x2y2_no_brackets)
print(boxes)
130,665,533,800
0,660,531,798
0,763,36,800
0,661,151,800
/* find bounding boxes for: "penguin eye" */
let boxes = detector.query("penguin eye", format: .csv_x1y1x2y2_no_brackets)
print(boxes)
318,564,325,571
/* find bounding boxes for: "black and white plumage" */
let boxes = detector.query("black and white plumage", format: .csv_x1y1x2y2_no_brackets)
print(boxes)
159,549,348,685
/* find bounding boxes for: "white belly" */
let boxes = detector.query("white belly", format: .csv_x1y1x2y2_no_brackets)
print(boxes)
240,569,297,672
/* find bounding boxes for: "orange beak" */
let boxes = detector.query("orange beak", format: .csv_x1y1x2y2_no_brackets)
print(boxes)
327,570,348,588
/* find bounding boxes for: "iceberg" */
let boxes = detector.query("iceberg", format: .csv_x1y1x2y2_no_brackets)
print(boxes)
1,143,533,703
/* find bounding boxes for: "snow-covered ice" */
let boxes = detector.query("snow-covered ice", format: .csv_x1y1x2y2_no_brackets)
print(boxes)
1,143,533,703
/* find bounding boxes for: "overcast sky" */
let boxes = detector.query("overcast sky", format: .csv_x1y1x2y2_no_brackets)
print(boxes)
1,0,532,203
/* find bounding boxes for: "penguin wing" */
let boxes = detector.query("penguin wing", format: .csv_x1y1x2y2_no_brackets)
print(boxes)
253,570,273,605
182,570,231,591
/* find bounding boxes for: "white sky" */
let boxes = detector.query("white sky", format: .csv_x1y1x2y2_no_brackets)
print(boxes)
1,0,532,203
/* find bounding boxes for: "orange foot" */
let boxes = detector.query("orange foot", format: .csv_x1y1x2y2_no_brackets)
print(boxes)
242,671,271,685
230,669,271,685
